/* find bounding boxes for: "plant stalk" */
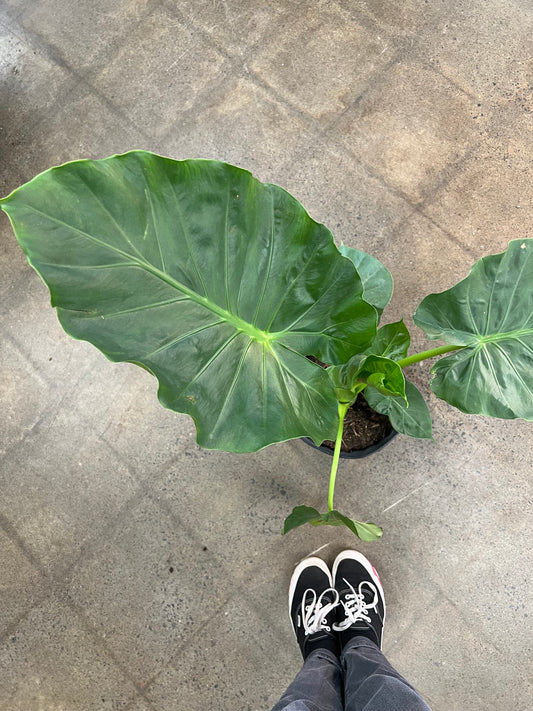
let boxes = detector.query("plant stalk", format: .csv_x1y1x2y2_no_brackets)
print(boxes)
397,344,464,369
328,402,350,511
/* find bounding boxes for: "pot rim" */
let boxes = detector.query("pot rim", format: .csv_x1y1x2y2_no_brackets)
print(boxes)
300,427,397,459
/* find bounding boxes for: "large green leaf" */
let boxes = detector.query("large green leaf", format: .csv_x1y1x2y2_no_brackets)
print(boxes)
1,151,377,451
339,244,393,316
414,239,533,420
365,380,433,439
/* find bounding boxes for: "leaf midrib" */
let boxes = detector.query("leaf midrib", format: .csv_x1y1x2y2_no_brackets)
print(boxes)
19,204,280,344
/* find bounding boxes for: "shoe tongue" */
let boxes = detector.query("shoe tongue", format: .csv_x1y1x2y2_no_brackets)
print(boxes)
340,582,375,607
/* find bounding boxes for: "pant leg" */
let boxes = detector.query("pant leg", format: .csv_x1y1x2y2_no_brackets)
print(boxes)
271,649,344,711
342,637,432,711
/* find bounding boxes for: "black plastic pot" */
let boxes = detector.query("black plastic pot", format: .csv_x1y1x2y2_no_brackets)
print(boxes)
300,427,397,459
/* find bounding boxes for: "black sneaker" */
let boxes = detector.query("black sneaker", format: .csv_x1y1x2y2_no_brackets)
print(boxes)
332,550,386,651
289,556,340,660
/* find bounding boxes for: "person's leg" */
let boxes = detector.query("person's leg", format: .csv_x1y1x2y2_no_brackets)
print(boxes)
271,557,343,711
341,638,431,711
271,648,343,711
333,551,432,711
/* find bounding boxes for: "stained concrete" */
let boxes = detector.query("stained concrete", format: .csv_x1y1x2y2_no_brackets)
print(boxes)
0,1,532,710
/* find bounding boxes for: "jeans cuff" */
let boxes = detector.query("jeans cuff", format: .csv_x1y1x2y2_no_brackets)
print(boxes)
341,635,380,657
306,647,341,668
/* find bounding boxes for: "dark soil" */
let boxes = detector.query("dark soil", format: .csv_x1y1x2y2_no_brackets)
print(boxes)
306,355,392,452
322,392,393,452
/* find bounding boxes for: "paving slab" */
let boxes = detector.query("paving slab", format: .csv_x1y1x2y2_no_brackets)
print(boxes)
124,698,154,711
0,267,105,393
2,84,150,183
62,360,194,474
412,0,533,103
0,23,76,144
65,496,234,684
336,0,435,36
0,334,53,452
330,59,483,203
163,76,313,176
0,526,46,638
145,595,294,710
275,137,415,254
18,0,152,76
250,1,396,124
387,597,530,711
0,597,137,710
160,0,294,57
92,5,228,138
0,409,140,574
421,105,533,254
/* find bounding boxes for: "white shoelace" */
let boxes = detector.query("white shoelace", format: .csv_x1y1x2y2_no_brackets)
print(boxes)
333,578,379,632
299,587,340,635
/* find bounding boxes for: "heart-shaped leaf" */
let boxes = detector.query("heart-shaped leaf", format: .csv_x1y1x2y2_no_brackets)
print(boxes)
365,319,410,360
339,244,393,316
282,505,322,534
283,506,382,541
1,152,378,451
365,380,433,439
414,239,533,420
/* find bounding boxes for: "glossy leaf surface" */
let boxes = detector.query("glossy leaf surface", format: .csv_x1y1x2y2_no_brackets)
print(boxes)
1,152,377,451
414,239,533,420
365,319,410,360
329,354,407,403
339,244,393,316
282,505,383,541
365,380,433,439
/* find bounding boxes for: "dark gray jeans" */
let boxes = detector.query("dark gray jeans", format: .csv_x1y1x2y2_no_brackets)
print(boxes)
272,637,432,711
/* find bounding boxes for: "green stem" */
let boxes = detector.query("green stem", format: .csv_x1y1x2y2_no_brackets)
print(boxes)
397,344,464,369
328,402,349,512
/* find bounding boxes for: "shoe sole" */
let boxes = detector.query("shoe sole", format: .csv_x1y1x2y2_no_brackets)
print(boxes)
332,550,386,645
288,556,333,634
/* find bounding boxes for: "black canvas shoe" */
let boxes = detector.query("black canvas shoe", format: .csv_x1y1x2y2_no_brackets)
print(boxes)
332,550,386,651
289,556,340,660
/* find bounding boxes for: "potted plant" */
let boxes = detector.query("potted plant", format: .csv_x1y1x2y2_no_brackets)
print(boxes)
2,151,531,541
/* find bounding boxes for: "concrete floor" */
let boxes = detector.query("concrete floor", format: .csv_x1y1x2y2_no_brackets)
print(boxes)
1,1,532,709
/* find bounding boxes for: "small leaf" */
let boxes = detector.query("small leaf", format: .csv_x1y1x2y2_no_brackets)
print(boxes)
329,354,406,401
330,511,383,541
365,380,433,439
339,245,393,316
282,505,322,534
366,320,410,360
283,507,383,541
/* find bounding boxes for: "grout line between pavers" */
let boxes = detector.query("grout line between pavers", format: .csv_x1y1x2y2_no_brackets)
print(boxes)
98,437,270,589
1,327,54,389
0,586,56,648
153,0,241,65
3,0,251,156
140,592,234,695
381,580,444,656
123,695,157,711
433,575,510,658
2,9,156,146
0,510,44,577
64,595,156,703
412,203,481,261
4,0,482,253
